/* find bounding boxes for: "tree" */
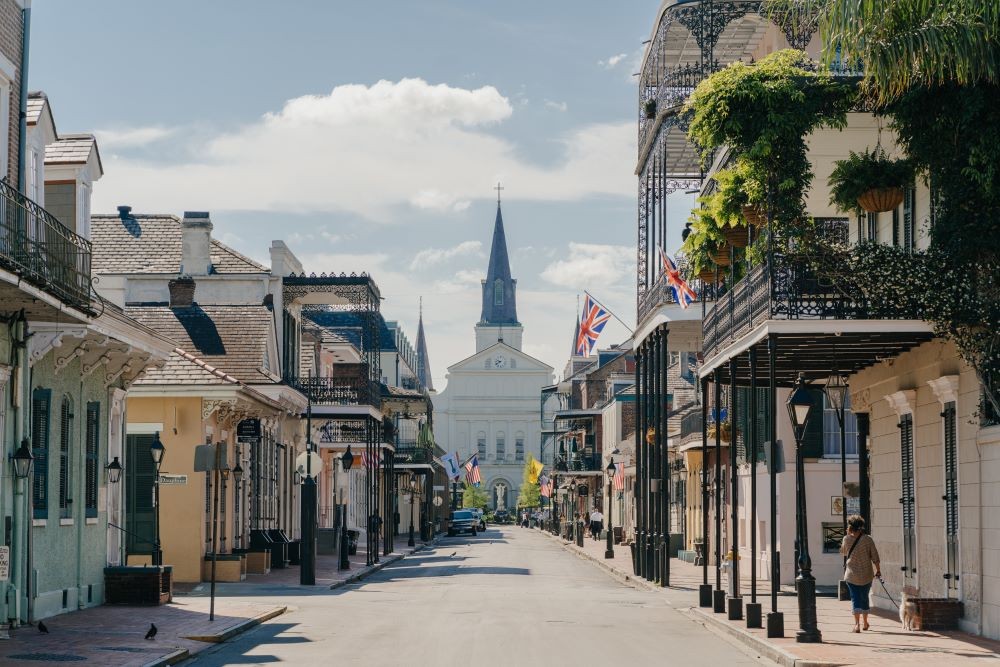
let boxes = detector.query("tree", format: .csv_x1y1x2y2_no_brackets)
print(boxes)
462,482,488,510
517,455,542,508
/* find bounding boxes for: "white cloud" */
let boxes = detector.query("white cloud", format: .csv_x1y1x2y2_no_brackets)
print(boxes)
409,240,484,270
598,53,628,69
544,99,568,112
92,78,635,220
541,242,635,289
95,126,174,149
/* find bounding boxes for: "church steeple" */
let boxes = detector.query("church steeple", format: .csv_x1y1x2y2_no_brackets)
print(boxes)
416,298,434,392
480,188,518,326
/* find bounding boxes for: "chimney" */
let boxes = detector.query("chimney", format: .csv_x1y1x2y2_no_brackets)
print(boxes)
117,205,132,220
168,277,195,308
180,211,213,276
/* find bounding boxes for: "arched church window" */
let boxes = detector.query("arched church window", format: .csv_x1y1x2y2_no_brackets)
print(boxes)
496,431,506,462
494,279,504,306
477,432,487,460
515,433,524,462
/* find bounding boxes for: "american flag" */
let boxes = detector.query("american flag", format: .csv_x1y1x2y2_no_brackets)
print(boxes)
576,294,612,356
464,455,481,486
658,247,697,309
362,450,381,469
539,474,550,497
613,462,626,491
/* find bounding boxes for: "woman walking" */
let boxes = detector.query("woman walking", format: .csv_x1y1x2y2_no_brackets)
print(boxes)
841,515,881,632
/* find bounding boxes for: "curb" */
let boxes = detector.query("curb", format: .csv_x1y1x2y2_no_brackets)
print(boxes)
329,540,437,590
143,648,190,667
540,529,659,593
181,605,288,643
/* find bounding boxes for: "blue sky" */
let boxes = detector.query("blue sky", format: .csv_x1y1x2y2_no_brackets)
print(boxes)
31,0,690,387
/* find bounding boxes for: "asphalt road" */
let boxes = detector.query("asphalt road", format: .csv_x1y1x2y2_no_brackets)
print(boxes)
190,526,771,666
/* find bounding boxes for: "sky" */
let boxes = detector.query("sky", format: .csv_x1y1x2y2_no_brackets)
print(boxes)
31,0,691,389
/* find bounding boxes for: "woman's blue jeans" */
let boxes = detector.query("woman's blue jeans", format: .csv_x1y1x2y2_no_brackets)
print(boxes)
846,581,872,614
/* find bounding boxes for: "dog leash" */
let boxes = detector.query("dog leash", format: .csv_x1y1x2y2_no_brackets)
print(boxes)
877,576,900,609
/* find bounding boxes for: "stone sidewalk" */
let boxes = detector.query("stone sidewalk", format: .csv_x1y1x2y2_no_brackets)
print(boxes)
542,526,1000,666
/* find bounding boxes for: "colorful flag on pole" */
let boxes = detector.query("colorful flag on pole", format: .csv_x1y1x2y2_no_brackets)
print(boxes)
538,474,550,497
464,455,482,486
361,450,381,469
576,293,612,356
527,457,545,484
441,452,461,480
613,462,626,491
658,247,698,309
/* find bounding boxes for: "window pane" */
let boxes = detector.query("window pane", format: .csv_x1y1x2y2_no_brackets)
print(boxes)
822,394,858,456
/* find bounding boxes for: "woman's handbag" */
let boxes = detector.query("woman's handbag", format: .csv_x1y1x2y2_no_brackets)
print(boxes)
839,534,864,601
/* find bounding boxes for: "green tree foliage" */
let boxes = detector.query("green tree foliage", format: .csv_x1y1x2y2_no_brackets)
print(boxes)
462,482,489,510
517,455,542,508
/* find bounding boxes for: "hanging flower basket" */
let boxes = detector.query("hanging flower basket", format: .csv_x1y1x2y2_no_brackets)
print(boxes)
643,98,657,119
742,205,766,228
706,421,732,443
723,225,749,248
711,248,731,266
698,268,719,283
857,187,904,213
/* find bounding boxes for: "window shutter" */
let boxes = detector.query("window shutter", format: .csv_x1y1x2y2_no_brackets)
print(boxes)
85,402,100,518
903,183,915,252
59,397,72,517
32,388,52,519
900,415,917,576
943,403,959,589
800,389,825,458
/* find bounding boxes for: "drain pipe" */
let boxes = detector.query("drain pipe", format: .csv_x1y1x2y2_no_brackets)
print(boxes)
16,2,30,193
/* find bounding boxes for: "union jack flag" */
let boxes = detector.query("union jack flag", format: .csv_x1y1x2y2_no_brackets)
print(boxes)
362,450,381,469
464,455,481,486
576,294,612,356
613,462,626,491
658,247,697,309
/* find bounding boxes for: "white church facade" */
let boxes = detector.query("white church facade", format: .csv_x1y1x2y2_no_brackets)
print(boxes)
432,200,553,510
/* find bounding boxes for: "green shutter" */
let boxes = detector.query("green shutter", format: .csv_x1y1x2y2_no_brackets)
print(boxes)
59,397,72,518
32,388,52,519
800,388,825,459
85,402,100,518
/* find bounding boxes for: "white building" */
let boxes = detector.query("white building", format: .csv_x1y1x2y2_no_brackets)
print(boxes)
433,201,553,509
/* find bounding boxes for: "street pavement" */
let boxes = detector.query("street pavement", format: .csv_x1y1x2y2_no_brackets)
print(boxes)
189,525,772,666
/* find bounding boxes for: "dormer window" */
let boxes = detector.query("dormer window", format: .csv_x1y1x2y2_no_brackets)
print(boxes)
494,279,504,306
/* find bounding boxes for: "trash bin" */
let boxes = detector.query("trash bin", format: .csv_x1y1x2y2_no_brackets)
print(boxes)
347,530,359,555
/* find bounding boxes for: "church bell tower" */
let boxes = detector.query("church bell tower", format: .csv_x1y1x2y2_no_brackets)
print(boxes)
476,184,523,352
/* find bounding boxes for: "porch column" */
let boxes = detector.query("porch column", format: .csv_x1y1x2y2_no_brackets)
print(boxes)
713,368,725,613
857,412,871,530
661,327,670,588
728,359,742,619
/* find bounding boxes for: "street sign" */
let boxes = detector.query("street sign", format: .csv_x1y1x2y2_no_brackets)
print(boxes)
433,496,443,507
194,443,229,472
0,546,9,581
158,474,187,485
295,451,323,480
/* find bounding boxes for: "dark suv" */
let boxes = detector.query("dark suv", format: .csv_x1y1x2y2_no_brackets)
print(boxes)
448,510,478,537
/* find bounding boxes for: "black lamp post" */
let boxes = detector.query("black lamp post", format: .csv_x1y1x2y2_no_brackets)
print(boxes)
407,473,417,547
105,456,123,485
605,459,616,559
12,439,33,480
149,433,165,567
824,373,849,568
787,373,822,643
232,462,243,548
339,446,354,570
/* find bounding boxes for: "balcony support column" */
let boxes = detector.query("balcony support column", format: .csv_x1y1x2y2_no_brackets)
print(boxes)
728,359,742,620
651,329,661,583
660,327,670,588
713,368,725,613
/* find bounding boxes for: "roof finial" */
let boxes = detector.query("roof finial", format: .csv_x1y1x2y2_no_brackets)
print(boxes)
494,181,504,206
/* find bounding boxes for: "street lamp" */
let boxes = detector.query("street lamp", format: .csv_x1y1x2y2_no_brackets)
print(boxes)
150,433,165,567
824,372,850,597
343,445,355,471
105,456,123,485
605,459,616,559
232,461,244,549
407,473,418,547
340,447,354,570
786,373,821,643
11,439,33,480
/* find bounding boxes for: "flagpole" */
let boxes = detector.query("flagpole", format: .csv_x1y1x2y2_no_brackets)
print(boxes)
584,290,635,335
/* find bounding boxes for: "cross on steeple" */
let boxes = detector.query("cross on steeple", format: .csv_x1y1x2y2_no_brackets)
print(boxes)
494,181,504,205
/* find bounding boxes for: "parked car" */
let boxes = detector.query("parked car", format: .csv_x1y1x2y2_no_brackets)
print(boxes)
469,508,486,531
448,510,478,537
493,509,510,524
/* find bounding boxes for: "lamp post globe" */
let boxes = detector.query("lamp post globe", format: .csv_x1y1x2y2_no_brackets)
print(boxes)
149,432,165,567
149,434,165,467
12,438,33,480
232,461,244,484
105,456,124,485
786,373,821,643
342,445,355,471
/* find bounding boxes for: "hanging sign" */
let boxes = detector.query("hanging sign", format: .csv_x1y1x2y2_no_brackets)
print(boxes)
0,546,9,581
237,418,261,442
158,474,188,485
295,451,324,479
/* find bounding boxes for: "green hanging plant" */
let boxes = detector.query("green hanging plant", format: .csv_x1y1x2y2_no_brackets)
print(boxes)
828,146,915,214
643,98,657,119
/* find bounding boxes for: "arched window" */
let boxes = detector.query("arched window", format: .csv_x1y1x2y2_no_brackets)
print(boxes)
494,279,504,306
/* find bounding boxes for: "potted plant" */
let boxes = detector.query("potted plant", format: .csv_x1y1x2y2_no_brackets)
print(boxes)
829,147,914,213
644,98,657,119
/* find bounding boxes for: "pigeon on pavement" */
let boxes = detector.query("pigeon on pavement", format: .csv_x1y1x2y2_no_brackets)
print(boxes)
38,620,48,634
145,623,157,640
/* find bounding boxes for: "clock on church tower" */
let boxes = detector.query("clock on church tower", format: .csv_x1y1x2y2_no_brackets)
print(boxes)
493,354,506,369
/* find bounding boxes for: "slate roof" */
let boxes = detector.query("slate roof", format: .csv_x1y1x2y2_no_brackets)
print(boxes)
90,214,269,274
45,134,96,165
125,304,278,384
134,347,240,386
26,92,47,126
302,307,383,350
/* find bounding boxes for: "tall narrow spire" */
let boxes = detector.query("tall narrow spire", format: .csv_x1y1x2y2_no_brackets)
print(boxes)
571,295,582,356
416,298,434,391
480,198,518,325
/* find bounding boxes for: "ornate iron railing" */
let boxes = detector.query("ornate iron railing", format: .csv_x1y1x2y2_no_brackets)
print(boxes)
395,439,433,464
702,250,924,359
0,179,93,311
288,375,380,408
638,268,720,325
679,410,703,441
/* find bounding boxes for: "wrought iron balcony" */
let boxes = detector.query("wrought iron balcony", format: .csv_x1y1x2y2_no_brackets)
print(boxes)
395,439,433,464
638,269,719,326
0,180,93,312
287,375,380,408
702,250,925,360
553,454,601,473
679,410,704,441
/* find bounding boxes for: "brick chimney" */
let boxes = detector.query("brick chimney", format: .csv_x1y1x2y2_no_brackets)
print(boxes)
168,277,196,308
180,211,213,276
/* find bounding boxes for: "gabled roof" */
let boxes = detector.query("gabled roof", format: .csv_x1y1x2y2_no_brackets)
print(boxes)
45,134,99,166
134,347,241,386
446,340,553,373
125,304,278,384
27,91,55,132
90,214,269,274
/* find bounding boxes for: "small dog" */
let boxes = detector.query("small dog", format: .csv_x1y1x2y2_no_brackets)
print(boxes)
900,586,922,631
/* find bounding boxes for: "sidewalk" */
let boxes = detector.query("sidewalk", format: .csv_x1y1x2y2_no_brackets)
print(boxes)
544,527,1000,666
0,596,285,667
